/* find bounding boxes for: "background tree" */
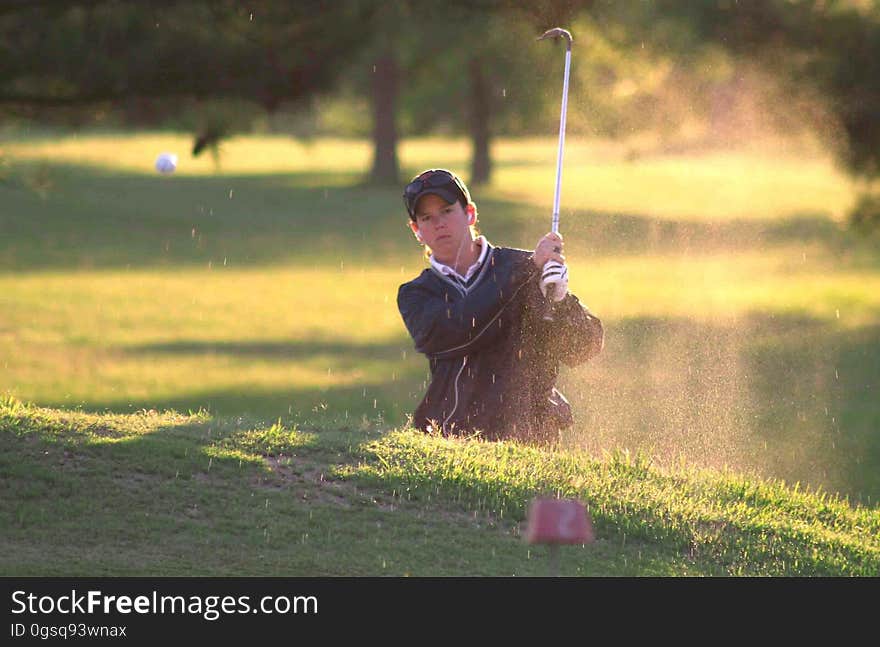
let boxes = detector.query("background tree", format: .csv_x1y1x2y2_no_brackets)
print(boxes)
324,0,598,186
0,1,377,152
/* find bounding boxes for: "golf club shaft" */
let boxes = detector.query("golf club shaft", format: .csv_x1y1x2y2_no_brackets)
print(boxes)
551,46,571,236
543,35,572,319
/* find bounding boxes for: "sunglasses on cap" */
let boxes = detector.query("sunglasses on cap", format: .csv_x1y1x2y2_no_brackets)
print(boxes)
403,169,469,219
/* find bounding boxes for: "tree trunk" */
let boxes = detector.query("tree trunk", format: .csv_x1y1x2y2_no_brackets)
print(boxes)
369,50,400,185
469,56,491,185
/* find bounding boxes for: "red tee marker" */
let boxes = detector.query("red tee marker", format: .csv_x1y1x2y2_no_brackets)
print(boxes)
526,498,594,545
525,498,594,576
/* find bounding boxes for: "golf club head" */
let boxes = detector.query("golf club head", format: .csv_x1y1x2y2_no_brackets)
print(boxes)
537,27,573,47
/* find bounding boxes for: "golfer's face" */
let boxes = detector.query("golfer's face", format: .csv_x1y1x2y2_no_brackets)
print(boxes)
412,194,471,263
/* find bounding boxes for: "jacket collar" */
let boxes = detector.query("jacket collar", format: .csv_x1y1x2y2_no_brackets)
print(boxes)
429,235,490,282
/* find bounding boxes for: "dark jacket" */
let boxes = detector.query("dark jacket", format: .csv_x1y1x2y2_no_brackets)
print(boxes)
397,242,604,443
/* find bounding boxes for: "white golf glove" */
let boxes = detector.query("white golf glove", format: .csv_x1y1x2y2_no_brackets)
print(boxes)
540,260,568,302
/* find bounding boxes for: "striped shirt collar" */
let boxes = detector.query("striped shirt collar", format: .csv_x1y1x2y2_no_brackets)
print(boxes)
429,235,490,282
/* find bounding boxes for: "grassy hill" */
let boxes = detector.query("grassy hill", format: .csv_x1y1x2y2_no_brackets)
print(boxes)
2,396,877,576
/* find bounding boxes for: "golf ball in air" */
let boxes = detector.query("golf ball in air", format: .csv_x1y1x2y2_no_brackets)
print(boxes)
155,152,178,174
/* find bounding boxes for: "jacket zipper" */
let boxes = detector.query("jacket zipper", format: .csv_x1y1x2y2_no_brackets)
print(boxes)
434,277,532,358
442,355,468,433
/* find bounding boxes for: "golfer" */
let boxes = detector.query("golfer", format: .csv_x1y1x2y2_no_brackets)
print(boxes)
397,168,604,444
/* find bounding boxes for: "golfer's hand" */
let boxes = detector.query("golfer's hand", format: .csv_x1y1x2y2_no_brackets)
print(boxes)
540,260,569,301
532,232,565,269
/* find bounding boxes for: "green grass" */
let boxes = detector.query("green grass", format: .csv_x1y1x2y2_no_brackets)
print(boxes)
1,131,879,569
1,396,877,576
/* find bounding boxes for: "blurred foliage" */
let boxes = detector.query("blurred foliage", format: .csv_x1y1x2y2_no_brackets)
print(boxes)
2,0,880,185
849,192,880,234
0,1,377,134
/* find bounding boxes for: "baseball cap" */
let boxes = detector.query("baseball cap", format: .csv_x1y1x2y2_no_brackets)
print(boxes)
403,169,472,220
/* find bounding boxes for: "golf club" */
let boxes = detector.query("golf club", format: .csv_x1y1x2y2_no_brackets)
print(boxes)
537,27,573,321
